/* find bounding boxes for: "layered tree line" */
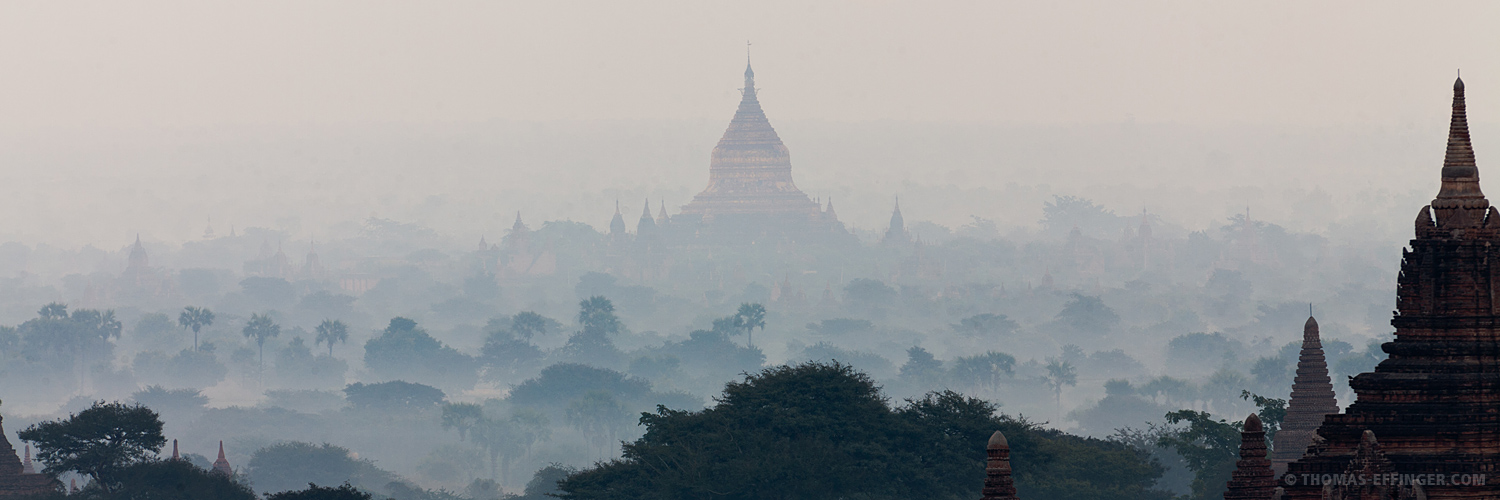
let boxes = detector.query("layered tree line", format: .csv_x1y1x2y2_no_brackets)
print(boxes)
559,362,1172,500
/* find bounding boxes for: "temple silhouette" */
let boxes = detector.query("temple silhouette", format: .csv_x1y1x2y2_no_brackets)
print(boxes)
670,56,849,244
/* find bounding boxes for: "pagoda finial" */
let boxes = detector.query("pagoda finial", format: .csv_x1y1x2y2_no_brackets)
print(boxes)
1436,73,1483,201
171,439,179,460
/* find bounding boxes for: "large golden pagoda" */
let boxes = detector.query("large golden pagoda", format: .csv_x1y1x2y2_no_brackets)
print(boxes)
677,58,832,234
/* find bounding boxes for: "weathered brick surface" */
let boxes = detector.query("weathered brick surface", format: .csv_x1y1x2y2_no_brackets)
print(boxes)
1272,316,1341,475
1283,77,1500,499
1225,414,1277,500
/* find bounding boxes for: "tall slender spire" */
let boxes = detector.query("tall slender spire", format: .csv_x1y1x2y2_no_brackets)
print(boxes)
1439,76,1480,196
1223,414,1276,500
212,441,232,475
1271,315,1338,474
22,445,34,474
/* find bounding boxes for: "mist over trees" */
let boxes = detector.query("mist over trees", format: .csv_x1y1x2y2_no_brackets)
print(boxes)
0,192,1400,498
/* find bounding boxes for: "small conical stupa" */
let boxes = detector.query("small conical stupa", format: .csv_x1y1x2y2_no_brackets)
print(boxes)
1270,314,1339,474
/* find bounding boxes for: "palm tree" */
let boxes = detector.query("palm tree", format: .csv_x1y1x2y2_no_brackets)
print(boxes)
440,402,484,442
242,313,280,376
178,306,215,351
314,319,349,357
510,311,548,341
1044,357,1078,414
734,303,767,348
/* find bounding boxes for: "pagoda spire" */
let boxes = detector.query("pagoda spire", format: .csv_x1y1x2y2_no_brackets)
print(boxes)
1438,75,1480,199
1428,75,1493,231
212,441,232,475
1223,414,1276,500
1270,315,1339,474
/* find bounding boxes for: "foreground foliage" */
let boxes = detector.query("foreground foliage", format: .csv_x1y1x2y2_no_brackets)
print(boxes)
559,362,1170,500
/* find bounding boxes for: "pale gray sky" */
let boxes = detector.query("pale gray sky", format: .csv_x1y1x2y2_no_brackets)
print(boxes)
0,2,1495,247
0,1,1495,127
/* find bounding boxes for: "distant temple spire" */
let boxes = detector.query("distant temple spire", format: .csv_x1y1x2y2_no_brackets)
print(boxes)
1270,315,1339,474
882,197,910,245
677,53,829,234
21,445,33,474
658,200,670,226
981,431,1018,500
638,199,657,234
1222,414,1275,500
609,200,627,236
212,441,232,475
171,439,179,461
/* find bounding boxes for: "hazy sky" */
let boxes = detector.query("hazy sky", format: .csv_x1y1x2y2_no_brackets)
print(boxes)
0,1,1496,128
0,2,1497,247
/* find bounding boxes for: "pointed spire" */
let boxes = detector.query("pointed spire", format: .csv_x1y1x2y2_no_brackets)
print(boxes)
212,440,233,475
171,439,179,460
1223,414,1276,500
1270,313,1340,474
1431,74,1490,231
641,199,653,220
981,430,1018,500
658,200,670,224
22,444,34,474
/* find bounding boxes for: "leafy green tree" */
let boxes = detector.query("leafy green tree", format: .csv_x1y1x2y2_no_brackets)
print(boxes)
508,363,652,410
1239,391,1287,442
19,401,167,490
94,459,256,500
314,319,349,357
470,416,522,481
179,306,215,352
265,482,373,500
343,381,446,411
274,336,349,389
248,442,396,495
949,351,1016,393
1156,410,1241,500
1056,294,1120,335
363,317,478,388
130,385,209,421
441,402,485,442
559,362,1169,500
565,391,628,458
733,303,767,348
242,313,281,374
951,313,1019,337
900,346,945,388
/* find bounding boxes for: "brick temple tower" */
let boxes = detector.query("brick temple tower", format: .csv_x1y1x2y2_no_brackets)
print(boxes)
1282,77,1500,498
1270,315,1339,475
1223,414,1276,500
981,430,1018,500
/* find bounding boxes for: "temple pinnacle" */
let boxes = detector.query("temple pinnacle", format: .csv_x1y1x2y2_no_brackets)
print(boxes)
1436,75,1482,200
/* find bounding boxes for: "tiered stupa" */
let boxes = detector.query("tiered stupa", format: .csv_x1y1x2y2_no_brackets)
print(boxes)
676,56,838,239
1282,77,1500,498
981,430,1019,500
1222,414,1276,500
1270,315,1339,474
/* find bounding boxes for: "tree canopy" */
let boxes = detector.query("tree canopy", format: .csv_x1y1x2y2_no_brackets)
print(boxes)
19,400,167,489
559,362,1169,500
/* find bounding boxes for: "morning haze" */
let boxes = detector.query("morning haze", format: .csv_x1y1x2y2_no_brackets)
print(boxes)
0,2,1496,499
